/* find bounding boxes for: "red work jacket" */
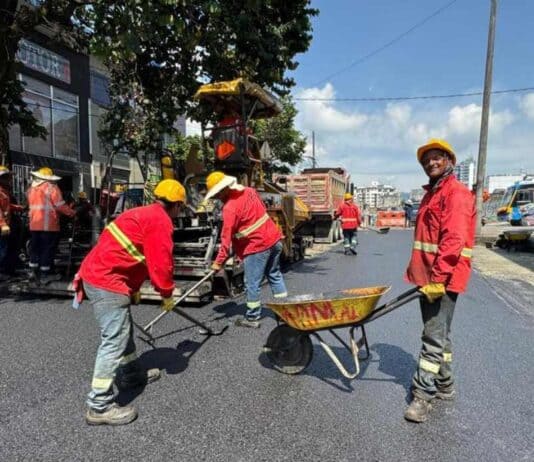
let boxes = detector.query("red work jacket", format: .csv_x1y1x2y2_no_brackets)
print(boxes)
0,186,10,228
27,182,74,232
79,203,175,297
215,187,282,265
405,175,476,293
336,201,361,230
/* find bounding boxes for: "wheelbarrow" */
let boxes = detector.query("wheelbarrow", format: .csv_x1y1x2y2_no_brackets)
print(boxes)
263,286,420,379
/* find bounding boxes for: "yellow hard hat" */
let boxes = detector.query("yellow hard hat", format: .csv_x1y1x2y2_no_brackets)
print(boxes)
417,139,456,165
31,167,61,181
344,193,353,200
154,179,186,203
78,191,87,199
206,171,226,192
0,165,10,176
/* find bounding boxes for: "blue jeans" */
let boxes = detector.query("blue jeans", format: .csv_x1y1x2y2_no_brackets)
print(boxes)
242,240,287,320
84,282,139,411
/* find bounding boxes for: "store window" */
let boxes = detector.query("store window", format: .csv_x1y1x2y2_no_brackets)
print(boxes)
8,74,79,160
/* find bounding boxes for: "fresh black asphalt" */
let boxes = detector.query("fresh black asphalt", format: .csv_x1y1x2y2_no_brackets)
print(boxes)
1,230,532,461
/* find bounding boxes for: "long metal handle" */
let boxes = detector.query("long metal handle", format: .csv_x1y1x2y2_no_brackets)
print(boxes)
362,287,421,324
143,270,215,332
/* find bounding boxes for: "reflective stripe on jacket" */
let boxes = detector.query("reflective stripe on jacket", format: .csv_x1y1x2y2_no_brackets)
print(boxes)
215,187,282,265
27,182,74,231
79,203,175,297
405,175,476,293
335,201,362,230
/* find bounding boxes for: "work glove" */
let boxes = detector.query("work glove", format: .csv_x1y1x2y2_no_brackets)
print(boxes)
1,225,9,236
419,282,446,303
210,262,222,272
131,291,141,305
160,297,175,312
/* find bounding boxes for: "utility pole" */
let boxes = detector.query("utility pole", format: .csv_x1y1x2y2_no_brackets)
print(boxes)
312,130,316,168
475,0,498,239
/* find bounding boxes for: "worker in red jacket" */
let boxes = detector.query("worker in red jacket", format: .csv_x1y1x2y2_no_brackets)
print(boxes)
205,171,287,328
335,192,361,255
26,167,75,284
404,139,476,423
77,179,185,426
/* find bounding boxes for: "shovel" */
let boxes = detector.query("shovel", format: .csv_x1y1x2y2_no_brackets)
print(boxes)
137,270,226,342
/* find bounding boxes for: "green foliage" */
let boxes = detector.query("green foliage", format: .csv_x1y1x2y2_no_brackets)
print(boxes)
251,96,307,175
1,0,318,166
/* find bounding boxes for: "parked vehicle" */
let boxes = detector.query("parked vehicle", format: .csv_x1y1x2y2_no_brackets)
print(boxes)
497,178,534,225
276,168,350,243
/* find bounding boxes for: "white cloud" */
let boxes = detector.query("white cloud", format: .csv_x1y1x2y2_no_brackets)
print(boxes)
520,93,534,119
293,84,532,191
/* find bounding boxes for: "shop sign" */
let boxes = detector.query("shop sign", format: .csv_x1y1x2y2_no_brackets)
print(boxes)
16,39,71,83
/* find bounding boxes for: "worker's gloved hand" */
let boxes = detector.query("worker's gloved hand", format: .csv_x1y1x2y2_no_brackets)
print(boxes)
210,262,222,272
131,291,141,305
419,283,446,303
160,297,175,312
1,225,10,236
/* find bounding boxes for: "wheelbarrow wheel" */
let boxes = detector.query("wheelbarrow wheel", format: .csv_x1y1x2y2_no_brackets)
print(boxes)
263,325,313,375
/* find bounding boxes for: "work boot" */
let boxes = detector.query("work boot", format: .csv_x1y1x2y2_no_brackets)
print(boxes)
435,385,456,401
235,317,261,329
404,397,432,423
27,268,38,283
85,403,138,426
350,248,358,255
344,248,350,255
40,272,61,285
115,368,161,391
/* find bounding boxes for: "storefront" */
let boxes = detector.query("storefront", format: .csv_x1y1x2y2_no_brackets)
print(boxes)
8,35,91,203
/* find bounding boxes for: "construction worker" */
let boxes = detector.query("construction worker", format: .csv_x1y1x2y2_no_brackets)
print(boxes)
335,193,361,255
74,191,94,230
76,179,185,426
26,167,75,284
0,166,12,277
205,171,287,328
404,139,476,423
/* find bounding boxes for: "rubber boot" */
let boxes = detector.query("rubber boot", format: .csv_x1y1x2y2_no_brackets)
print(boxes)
85,403,137,426
404,397,432,423
115,368,161,391
235,317,261,328
40,271,61,285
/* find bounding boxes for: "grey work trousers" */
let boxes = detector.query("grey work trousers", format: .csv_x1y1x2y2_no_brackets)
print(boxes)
412,291,458,401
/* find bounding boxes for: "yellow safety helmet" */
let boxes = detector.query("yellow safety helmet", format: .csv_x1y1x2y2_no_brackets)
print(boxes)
0,165,10,176
417,139,456,166
344,193,353,200
78,191,87,199
206,171,226,192
154,179,186,203
31,167,61,181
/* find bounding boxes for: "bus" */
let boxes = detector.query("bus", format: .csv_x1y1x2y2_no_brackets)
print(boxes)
496,178,534,225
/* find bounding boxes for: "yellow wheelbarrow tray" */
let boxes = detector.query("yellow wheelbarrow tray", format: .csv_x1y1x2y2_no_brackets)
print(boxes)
263,287,421,379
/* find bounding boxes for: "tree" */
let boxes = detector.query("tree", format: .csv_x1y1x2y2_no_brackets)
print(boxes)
0,0,318,166
251,96,307,175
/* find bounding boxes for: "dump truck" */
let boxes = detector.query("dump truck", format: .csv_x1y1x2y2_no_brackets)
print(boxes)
275,168,350,243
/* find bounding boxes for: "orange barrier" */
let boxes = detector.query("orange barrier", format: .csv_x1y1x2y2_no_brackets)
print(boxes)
376,211,406,228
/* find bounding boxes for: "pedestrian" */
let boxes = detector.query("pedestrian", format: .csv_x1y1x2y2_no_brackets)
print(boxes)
76,179,186,426
205,171,288,328
335,192,361,255
74,191,94,230
403,200,413,228
404,139,476,423
26,167,75,284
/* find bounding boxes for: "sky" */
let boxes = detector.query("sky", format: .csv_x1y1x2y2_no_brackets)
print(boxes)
286,0,534,192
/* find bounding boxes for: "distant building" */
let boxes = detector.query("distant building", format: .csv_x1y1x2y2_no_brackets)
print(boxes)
409,188,425,203
356,181,401,209
454,157,476,189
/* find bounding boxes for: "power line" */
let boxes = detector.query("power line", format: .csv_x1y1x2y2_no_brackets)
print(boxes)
312,0,459,87
294,86,534,103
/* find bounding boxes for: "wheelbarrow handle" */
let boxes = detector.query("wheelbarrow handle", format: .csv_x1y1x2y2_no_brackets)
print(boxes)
142,270,215,333
362,287,421,324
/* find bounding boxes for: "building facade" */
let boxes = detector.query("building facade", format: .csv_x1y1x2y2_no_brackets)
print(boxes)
453,157,476,189
356,181,401,210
